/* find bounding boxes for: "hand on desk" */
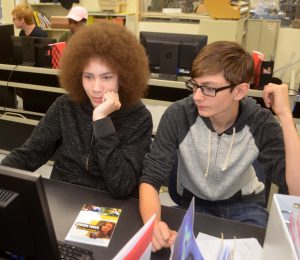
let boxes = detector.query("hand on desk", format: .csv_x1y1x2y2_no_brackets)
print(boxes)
152,221,177,252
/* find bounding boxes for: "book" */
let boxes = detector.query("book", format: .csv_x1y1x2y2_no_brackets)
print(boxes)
65,204,121,247
33,11,40,27
171,198,204,260
113,214,156,260
171,198,262,260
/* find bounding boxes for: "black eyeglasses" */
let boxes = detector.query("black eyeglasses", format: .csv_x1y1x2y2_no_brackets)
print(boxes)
185,79,234,97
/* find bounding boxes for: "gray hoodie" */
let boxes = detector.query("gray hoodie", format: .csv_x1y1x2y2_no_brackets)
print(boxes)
141,95,287,200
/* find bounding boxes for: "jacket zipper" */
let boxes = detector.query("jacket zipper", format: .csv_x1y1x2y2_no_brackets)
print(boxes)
85,130,94,171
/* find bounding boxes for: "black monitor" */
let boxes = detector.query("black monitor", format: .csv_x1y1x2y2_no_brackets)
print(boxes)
0,165,60,259
140,32,208,80
10,36,56,68
0,24,14,64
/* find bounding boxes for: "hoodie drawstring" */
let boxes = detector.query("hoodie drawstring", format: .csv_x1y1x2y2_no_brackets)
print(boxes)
204,130,211,177
204,127,236,177
221,127,236,171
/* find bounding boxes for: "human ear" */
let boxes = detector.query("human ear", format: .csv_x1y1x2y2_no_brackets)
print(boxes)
233,83,249,100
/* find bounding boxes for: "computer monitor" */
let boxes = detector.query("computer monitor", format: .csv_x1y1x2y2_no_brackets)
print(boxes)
0,24,14,64
0,165,60,260
140,32,208,80
10,36,56,68
34,37,57,68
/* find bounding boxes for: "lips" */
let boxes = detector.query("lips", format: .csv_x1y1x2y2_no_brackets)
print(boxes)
92,97,102,103
197,105,207,110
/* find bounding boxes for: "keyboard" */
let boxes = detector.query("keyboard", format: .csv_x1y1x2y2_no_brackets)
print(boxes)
58,241,94,260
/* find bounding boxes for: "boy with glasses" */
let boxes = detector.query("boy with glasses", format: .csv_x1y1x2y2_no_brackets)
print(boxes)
139,41,287,252
11,4,47,37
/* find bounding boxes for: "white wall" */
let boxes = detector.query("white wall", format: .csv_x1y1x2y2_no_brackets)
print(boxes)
1,0,15,24
274,28,300,85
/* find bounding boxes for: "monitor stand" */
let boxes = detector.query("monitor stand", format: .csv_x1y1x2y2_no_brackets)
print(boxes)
22,61,35,67
159,42,179,81
157,73,177,81
21,37,35,67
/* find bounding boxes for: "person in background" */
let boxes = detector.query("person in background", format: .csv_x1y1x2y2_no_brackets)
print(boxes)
11,4,47,37
263,83,300,196
1,22,152,199
58,6,88,42
139,41,287,252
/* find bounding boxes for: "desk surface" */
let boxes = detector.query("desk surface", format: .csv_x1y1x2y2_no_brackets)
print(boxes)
44,179,266,260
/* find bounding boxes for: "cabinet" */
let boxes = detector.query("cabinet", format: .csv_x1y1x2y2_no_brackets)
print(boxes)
138,12,247,45
83,0,138,34
29,3,69,40
245,19,280,61
198,17,247,45
87,12,136,34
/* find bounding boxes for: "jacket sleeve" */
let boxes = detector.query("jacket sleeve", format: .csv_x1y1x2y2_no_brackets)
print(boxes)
254,109,288,194
1,100,62,171
92,106,153,198
140,105,180,192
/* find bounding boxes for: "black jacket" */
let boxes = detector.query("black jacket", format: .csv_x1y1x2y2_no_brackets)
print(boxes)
2,95,153,198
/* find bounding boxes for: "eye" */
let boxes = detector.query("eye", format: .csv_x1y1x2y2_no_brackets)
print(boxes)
204,86,215,93
82,73,93,80
102,74,115,81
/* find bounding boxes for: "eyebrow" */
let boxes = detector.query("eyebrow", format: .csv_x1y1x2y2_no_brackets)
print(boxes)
196,81,227,87
82,71,114,76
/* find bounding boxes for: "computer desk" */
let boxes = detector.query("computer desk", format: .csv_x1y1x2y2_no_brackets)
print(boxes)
44,178,266,260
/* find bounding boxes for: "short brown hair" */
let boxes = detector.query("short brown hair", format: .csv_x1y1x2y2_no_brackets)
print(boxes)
191,41,254,86
11,4,34,25
59,22,150,107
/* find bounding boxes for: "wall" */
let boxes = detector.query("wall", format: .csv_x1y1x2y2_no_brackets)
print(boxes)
274,27,300,85
80,0,138,13
1,0,16,24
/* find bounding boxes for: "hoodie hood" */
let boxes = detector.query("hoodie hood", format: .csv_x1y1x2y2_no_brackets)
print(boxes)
200,96,262,135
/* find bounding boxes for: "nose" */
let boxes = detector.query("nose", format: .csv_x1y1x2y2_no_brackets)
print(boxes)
193,87,205,102
69,23,76,33
91,77,103,93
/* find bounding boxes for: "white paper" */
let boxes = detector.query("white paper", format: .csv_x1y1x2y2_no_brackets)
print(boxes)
196,232,262,260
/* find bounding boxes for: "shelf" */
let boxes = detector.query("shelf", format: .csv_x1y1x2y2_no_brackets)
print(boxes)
43,28,68,32
140,12,208,23
29,3,61,6
140,12,209,20
30,2,69,39
88,12,134,17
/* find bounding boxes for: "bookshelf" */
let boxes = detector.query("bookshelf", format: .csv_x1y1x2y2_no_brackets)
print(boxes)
29,3,137,39
29,3,69,40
